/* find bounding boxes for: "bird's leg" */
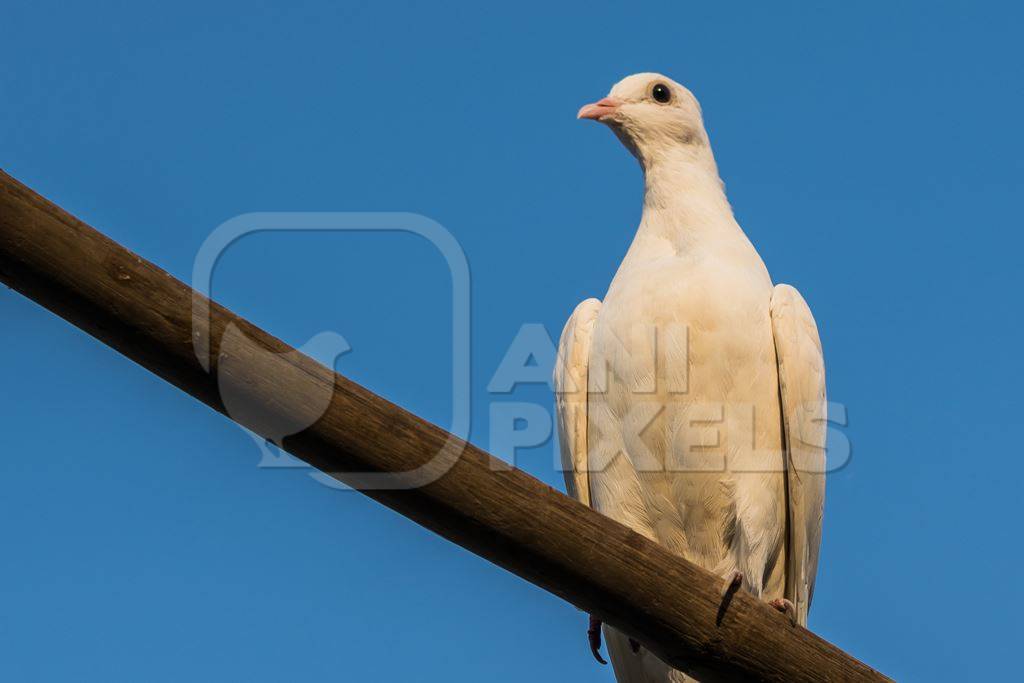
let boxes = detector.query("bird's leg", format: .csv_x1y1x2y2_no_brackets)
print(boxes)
587,614,607,665
769,598,798,626
628,637,641,654
721,570,743,597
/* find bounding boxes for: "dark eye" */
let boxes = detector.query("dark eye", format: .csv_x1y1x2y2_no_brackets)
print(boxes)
651,83,672,104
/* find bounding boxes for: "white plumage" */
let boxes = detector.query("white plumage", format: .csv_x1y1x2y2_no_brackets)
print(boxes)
555,73,826,682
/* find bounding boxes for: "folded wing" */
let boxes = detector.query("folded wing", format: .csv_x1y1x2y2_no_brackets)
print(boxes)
553,298,602,507
770,284,827,626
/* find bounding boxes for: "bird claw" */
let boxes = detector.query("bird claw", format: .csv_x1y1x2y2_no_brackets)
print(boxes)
769,598,797,626
629,637,641,654
721,570,743,597
587,614,608,665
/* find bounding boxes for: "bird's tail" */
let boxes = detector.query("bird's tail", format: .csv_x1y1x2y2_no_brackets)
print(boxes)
604,627,701,683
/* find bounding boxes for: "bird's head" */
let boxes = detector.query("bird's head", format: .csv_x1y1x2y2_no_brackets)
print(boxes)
578,73,710,169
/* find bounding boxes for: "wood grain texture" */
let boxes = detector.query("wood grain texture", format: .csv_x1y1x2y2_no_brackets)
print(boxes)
0,169,890,682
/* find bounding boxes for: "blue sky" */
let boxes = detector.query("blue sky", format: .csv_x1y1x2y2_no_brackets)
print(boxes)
2,1,1021,680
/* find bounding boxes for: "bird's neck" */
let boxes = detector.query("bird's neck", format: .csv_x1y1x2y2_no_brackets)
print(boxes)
631,148,744,255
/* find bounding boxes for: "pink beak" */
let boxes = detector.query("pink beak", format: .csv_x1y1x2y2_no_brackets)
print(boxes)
577,97,621,121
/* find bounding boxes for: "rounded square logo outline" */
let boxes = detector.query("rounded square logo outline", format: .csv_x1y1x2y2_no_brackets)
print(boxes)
191,212,470,490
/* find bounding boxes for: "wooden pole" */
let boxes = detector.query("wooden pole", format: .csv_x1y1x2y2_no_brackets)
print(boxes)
0,169,889,682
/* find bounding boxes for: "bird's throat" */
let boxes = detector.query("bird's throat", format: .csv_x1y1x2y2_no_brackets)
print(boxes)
639,152,736,246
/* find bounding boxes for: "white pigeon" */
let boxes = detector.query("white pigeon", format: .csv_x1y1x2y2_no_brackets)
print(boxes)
554,73,826,682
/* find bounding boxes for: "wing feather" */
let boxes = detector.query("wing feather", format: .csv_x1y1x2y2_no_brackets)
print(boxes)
553,298,602,507
770,284,826,626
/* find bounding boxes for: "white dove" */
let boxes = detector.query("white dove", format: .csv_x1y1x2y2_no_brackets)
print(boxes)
554,73,826,682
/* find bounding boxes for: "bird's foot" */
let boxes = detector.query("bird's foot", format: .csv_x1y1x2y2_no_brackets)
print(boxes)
721,570,743,598
587,614,607,665
769,598,797,626
629,637,641,654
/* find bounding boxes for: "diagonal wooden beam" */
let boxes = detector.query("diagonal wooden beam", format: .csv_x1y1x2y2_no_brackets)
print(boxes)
0,169,889,682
